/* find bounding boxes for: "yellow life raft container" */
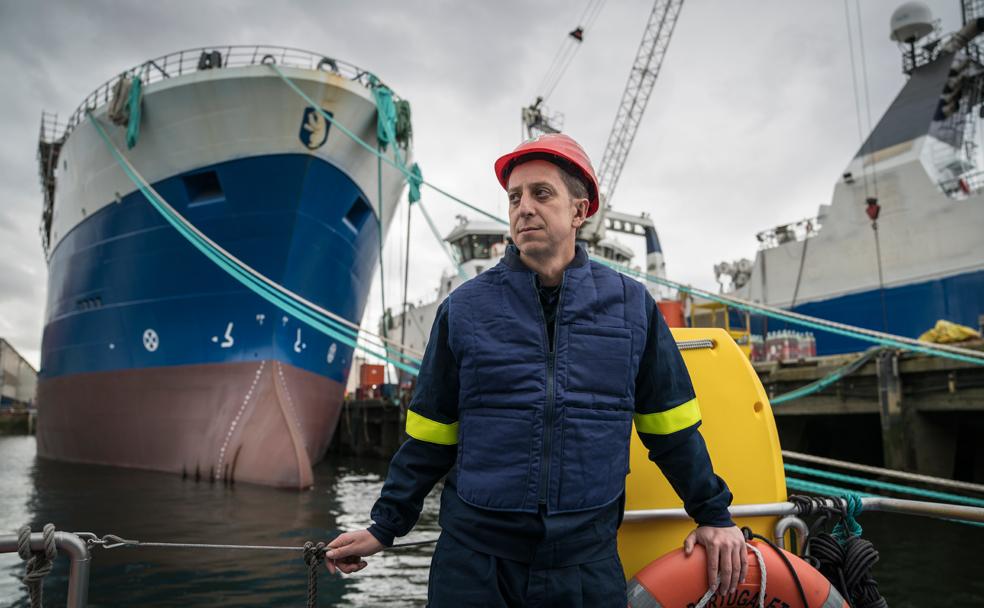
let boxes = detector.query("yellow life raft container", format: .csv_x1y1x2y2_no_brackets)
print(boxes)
618,328,787,577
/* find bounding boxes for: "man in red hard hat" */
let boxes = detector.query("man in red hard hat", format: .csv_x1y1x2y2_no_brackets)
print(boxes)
326,133,745,606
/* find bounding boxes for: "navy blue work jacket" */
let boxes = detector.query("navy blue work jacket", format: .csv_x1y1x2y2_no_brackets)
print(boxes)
368,245,732,564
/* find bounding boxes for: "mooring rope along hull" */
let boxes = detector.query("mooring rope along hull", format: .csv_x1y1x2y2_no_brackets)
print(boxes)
35,47,411,488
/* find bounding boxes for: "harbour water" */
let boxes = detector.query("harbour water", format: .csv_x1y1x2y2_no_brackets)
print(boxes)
2,434,984,607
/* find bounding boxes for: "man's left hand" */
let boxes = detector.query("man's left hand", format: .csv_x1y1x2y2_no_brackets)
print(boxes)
683,525,747,595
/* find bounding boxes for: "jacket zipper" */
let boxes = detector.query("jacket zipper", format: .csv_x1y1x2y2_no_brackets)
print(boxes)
532,272,565,506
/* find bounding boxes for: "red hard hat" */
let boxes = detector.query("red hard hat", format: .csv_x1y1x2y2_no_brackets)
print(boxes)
494,133,601,217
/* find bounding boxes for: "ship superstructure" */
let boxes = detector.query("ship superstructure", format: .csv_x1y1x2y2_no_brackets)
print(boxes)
35,46,410,488
716,4,984,354
383,215,661,360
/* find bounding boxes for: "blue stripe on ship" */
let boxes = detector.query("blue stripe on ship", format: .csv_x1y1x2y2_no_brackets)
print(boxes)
750,269,984,355
41,153,381,383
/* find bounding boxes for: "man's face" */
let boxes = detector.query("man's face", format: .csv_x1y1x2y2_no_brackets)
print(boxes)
506,160,588,258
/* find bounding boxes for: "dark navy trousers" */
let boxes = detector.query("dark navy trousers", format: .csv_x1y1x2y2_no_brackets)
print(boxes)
426,532,627,608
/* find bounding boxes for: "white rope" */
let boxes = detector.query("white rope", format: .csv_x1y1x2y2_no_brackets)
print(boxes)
693,542,767,608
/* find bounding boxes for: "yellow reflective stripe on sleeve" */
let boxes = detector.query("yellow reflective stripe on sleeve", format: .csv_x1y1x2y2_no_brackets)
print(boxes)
405,410,459,445
633,398,701,435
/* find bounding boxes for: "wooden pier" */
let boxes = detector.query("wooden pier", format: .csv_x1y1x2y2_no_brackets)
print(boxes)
759,343,984,483
330,399,407,459
0,410,35,435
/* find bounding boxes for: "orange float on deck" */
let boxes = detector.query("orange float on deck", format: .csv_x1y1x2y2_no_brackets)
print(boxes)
626,541,848,608
657,299,685,328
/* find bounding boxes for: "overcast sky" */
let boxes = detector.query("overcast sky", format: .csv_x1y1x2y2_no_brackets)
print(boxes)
0,0,964,369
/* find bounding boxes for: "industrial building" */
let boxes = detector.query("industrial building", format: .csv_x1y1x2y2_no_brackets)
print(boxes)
0,338,37,409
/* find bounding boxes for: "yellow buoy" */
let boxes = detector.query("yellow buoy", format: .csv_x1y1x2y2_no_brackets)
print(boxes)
618,328,786,578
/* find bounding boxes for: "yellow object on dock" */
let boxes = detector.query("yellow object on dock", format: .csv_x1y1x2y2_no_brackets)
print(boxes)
918,319,981,344
618,328,786,578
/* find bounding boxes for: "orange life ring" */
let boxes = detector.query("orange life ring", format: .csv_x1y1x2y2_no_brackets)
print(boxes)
626,540,849,608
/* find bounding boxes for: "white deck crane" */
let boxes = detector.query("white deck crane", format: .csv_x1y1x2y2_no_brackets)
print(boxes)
581,0,685,284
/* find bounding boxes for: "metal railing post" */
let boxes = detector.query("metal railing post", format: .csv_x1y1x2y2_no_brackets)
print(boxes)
0,531,90,607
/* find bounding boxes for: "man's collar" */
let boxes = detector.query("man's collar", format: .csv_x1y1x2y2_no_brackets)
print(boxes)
502,242,589,272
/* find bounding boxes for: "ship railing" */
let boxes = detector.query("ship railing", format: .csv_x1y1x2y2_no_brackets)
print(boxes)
755,216,821,250
0,529,89,608
6,494,984,606
40,45,381,144
939,167,984,199
37,111,67,252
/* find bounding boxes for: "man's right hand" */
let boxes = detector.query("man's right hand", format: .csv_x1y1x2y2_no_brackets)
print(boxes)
325,529,385,575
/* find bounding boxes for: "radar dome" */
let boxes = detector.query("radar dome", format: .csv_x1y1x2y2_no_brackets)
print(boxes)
890,1,934,43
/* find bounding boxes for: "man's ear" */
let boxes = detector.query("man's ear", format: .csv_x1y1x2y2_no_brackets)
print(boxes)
571,198,589,228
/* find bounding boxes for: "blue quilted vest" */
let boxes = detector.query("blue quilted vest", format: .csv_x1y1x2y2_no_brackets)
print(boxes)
446,245,649,514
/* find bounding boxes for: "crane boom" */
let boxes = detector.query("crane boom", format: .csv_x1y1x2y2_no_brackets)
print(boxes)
596,0,684,204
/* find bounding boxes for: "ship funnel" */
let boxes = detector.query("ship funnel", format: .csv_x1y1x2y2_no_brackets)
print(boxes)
890,1,935,43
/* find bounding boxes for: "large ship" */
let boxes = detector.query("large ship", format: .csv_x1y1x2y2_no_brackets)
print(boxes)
35,46,410,488
714,3,984,355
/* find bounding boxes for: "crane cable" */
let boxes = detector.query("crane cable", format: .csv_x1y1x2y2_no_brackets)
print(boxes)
538,0,608,101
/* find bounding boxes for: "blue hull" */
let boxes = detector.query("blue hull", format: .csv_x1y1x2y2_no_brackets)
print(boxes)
41,153,380,383
753,269,984,355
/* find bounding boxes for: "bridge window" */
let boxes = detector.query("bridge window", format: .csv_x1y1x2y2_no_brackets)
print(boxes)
451,234,505,263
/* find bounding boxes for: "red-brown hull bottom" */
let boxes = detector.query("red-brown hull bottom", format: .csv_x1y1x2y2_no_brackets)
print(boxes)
36,360,343,488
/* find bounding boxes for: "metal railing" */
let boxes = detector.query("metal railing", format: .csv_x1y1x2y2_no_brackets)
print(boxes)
40,45,381,145
939,168,984,199
623,496,984,525
754,216,821,250
7,493,984,605
0,530,90,608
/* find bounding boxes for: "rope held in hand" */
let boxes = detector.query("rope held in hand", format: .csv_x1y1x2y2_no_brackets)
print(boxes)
303,541,327,608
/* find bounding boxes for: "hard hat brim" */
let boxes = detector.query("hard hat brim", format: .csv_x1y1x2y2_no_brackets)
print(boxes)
494,147,600,217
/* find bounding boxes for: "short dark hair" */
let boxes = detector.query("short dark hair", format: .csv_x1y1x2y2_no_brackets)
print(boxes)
505,153,590,201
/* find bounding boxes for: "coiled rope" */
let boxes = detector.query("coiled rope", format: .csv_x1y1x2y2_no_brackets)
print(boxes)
791,494,888,608
811,533,887,608
17,524,57,608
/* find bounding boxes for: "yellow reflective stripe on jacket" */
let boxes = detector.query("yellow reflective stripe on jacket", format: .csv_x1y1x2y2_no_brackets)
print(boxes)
634,398,701,435
405,410,459,445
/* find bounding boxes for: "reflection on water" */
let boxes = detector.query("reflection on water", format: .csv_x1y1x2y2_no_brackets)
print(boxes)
2,435,984,607
0,437,436,607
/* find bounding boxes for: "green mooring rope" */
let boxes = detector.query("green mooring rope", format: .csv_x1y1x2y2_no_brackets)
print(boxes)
593,257,984,367
268,61,984,368
267,63,506,226
786,477,984,528
785,463,984,507
770,347,882,404
832,493,864,542
88,113,422,376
